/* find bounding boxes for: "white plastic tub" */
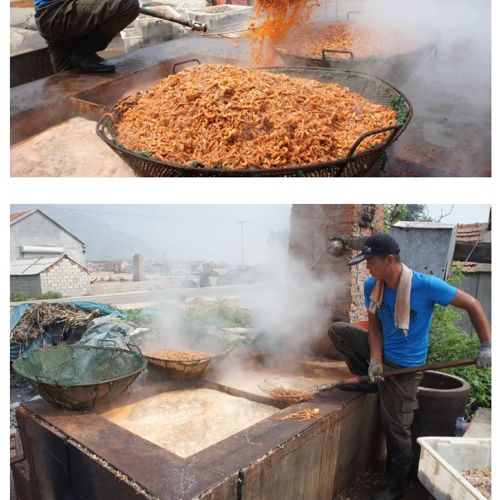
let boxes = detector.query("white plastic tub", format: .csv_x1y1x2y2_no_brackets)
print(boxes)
120,27,143,53
120,7,187,54
417,436,491,500
184,4,253,31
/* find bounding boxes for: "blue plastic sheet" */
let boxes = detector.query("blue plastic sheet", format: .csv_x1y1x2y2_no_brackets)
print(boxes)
79,316,137,349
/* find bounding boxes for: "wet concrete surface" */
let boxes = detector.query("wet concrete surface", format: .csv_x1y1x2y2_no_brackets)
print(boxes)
11,117,132,177
387,33,490,177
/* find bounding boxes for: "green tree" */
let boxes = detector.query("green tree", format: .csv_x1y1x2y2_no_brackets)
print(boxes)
428,265,491,418
383,204,433,230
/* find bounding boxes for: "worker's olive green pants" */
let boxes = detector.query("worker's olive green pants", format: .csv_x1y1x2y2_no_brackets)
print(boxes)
328,321,422,466
35,0,139,72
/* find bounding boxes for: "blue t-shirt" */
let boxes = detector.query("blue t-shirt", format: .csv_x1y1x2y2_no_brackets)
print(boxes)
364,270,457,367
35,0,52,7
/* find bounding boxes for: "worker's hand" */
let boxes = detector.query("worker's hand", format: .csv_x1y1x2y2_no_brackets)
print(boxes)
476,341,491,369
368,359,384,383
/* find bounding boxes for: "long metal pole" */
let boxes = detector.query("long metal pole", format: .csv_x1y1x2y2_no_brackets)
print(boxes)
238,220,246,269
138,6,207,32
315,357,478,393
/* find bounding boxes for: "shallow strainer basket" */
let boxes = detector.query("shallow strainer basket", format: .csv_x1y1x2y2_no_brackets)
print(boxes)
259,380,317,405
275,21,438,87
144,351,213,378
13,344,147,410
96,65,412,177
129,330,235,379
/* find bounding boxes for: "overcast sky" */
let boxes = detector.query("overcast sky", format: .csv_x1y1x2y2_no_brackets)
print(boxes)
11,204,490,264
425,204,490,224
11,204,293,265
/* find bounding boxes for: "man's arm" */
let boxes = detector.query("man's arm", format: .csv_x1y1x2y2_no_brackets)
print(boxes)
368,311,384,359
451,289,491,343
367,311,384,381
451,289,491,369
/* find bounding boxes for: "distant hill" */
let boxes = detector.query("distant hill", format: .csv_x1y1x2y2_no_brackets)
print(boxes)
13,206,158,261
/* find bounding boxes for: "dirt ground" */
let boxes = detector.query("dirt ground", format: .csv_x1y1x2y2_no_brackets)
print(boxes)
90,274,183,295
10,373,37,431
11,117,134,177
334,468,433,500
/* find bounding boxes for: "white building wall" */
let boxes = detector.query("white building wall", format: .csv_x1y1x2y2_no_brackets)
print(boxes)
40,259,90,297
10,211,86,266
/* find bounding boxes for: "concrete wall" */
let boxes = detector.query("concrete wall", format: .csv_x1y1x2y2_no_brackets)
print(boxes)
288,205,384,356
40,259,90,297
11,211,86,266
240,394,383,500
10,275,42,296
19,391,383,500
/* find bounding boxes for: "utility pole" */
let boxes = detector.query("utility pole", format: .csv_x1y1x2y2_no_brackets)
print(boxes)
237,220,246,270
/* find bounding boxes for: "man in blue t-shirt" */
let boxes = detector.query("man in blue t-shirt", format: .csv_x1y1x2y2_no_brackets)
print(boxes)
34,0,139,73
328,233,491,500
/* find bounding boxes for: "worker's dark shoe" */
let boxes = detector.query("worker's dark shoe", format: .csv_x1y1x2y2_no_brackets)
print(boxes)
336,381,378,393
70,52,116,73
372,481,404,500
372,460,411,500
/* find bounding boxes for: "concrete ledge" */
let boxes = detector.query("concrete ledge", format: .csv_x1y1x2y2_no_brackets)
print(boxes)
465,407,491,438
11,36,250,145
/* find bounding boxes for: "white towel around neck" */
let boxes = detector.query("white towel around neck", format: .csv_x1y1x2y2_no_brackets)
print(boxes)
368,263,413,336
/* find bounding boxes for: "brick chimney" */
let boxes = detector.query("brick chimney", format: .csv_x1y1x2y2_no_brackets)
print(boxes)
133,254,145,282
288,204,384,357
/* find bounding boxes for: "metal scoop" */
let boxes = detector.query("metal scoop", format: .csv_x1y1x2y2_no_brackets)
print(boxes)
259,379,317,404
260,358,476,402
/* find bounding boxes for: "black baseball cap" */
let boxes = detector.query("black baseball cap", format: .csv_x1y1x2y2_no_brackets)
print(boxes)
348,233,400,266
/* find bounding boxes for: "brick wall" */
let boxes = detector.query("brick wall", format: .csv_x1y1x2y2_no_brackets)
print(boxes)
11,275,42,295
288,204,384,356
40,258,90,297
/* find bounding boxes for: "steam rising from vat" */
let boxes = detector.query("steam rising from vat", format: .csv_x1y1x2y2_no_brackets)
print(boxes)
237,0,489,172
242,237,334,359
144,223,338,372
308,0,490,172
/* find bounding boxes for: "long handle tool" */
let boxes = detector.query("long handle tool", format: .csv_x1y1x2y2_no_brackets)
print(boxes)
259,358,476,404
315,357,477,393
138,6,208,32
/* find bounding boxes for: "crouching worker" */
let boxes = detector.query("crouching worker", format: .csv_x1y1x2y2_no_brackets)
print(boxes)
34,0,139,73
328,233,491,500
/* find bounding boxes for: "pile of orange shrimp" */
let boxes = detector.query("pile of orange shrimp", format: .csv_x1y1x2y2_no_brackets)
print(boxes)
143,348,210,362
247,0,318,65
114,64,397,171
269,387,313,403
278,408,320,420
280,22,419,59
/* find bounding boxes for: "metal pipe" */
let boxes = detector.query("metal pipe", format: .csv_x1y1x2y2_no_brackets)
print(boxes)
138,6,208,32
326,235,367,256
